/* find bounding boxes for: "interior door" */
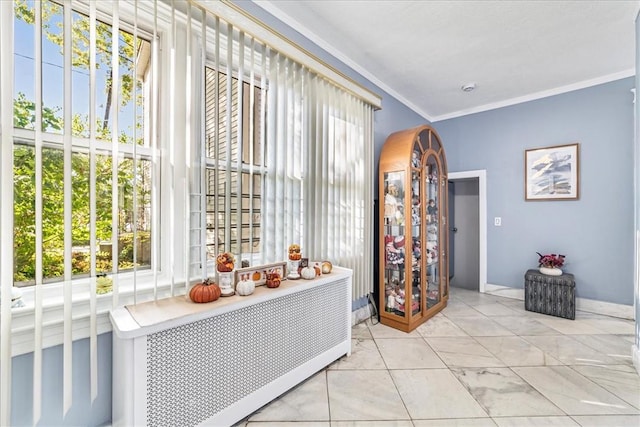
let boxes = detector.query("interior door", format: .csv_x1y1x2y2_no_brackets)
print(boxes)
449,179,480,290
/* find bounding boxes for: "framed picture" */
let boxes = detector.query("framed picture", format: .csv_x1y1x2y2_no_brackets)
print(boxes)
525,143,579,201
234,261,287,287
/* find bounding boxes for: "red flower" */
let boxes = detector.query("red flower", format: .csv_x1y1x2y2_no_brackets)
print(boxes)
536,252,565,268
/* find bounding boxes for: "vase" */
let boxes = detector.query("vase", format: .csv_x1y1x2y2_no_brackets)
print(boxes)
218,271,235,296
539,266,562,276
287,259,300,279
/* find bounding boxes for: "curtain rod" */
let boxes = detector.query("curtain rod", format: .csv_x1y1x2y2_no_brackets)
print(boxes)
189,0,382,109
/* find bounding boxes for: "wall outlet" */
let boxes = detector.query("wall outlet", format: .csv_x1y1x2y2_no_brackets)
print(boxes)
494,217,502,226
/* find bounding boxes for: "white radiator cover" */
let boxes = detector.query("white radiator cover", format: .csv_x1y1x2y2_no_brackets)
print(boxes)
110,267,352,426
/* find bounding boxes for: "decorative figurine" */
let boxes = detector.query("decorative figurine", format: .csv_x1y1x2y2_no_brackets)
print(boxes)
287,244,302,279
216,252,235,296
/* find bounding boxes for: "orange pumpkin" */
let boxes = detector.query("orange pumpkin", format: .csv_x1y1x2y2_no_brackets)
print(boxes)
252,271,262,281
189,279,221,303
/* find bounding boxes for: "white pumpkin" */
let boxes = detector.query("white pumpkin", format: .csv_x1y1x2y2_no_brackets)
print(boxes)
236,275,255,296
301,266,316,280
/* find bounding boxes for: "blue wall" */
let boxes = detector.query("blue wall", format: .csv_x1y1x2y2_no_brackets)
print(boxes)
436,77,635,305
11,333,112,426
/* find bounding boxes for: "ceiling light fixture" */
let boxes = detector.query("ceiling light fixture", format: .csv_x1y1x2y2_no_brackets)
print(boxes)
461,83,476,92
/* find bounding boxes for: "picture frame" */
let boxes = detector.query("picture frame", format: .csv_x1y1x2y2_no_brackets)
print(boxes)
234,261,287,287
525,143,579,201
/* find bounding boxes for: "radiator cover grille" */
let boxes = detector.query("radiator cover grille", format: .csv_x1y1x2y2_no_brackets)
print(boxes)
145,279,349,426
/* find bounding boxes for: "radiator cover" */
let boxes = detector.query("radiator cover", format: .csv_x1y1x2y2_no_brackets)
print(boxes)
111,268,352,426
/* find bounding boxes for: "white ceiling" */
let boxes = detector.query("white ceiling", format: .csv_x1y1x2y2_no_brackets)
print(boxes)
254,0,639,122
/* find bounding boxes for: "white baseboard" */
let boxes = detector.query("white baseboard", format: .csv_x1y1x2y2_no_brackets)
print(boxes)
576,298,635,320
484,283,524,300
356,285,635,322
483,283,635,320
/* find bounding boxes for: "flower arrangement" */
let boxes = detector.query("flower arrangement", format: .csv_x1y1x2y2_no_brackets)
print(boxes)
536,252,565,269
216,252,235,272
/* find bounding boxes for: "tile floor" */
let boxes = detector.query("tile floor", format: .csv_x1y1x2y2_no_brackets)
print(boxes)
235,287,640,427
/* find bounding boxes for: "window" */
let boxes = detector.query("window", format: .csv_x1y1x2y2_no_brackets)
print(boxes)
12,0,153,286
1,2,377,422
204,67,263,263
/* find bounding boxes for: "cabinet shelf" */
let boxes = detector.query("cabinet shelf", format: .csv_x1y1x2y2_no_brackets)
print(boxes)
379,125,449,333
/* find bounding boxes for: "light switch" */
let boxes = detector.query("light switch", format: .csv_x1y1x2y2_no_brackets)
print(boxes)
494,217,502,226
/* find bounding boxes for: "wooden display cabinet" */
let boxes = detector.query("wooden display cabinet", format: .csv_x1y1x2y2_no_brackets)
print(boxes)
378,124,449,332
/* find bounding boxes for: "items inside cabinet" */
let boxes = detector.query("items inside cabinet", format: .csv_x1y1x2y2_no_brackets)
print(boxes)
383,171,411,316
425,156,441,308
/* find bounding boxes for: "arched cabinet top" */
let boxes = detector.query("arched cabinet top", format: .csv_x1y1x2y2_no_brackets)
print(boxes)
379,124,447,175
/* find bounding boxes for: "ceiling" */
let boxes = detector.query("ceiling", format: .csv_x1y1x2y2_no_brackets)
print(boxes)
253,0,639,122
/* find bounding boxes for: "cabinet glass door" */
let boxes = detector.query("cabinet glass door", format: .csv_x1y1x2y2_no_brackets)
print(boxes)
383,171,407,317
441,174,448,300
410,144,422,316
425,156,440,308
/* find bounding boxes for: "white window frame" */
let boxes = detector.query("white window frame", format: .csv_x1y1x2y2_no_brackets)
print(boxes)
203,64,267,270
6,0,179,357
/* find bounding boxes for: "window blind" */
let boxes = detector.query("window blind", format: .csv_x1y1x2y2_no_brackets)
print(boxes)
195,0,375,300
0,2,15,425
2,0,159,422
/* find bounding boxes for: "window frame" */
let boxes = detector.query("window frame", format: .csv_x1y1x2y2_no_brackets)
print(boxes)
203,62,267,269
5,0,178,356
11,0,156,286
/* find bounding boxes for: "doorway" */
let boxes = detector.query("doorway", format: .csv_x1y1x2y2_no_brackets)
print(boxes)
448,170,487,293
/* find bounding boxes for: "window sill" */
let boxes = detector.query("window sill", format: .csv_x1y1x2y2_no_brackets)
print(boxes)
8,272,188,357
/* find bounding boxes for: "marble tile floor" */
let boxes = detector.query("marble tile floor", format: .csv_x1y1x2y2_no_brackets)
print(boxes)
234,287,639,427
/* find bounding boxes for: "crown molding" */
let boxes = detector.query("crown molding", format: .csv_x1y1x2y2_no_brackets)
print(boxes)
432,69,635,122
251,1,634,123
207,0,381,108
252,0,433,122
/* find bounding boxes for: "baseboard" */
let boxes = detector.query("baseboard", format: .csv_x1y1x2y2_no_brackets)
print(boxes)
576,298,634,320
483,283,635,320
484,283,524,300
352,304,373,326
